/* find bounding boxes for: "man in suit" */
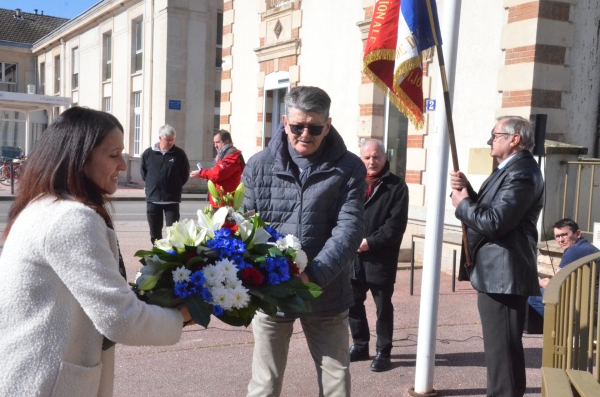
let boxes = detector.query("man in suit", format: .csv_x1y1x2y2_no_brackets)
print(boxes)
349,139,409,372
450,116,544,397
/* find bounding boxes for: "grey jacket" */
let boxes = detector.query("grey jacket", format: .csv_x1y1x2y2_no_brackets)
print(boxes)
242,124,367,316
456,150,544,296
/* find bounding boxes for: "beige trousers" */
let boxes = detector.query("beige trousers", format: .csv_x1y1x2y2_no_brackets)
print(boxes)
247,310,351,397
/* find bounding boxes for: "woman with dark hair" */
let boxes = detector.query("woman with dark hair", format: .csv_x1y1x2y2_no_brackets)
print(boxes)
0,107,190,396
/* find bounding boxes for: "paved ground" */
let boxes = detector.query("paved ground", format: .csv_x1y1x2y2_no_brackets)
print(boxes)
0,182,544,396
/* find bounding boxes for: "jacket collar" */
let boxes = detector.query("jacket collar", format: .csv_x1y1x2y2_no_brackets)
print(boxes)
479,150,532,197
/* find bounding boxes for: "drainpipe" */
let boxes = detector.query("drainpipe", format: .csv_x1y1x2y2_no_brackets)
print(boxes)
147,0,154,149
60,39,66,109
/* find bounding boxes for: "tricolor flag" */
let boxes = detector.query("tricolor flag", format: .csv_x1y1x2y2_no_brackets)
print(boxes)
363,0,442,128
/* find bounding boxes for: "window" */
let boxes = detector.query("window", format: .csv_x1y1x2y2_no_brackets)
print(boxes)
133,20,143,72
72,48,79,89
133,92,141,156
54,56,60,94
103,97,111,113
39,62,45,94
216,13,223,68
0,63,17,92
103,33,112,80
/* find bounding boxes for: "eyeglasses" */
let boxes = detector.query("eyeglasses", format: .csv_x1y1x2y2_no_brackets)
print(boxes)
288,124,325,136
490,132,508,141
554,232,572,241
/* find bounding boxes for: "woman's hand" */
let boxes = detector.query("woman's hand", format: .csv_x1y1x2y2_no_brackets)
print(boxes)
190,170,201,178
177,304,194,326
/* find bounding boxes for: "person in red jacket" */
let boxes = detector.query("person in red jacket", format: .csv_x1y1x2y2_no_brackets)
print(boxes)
190,130,245,207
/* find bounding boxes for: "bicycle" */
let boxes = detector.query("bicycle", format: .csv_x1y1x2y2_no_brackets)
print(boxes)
0,156,25,186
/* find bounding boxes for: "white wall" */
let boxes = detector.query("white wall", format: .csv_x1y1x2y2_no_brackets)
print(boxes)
229,0,261,158
300,0,364,152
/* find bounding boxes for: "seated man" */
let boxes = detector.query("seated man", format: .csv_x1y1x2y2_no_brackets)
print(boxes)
528,218,599,316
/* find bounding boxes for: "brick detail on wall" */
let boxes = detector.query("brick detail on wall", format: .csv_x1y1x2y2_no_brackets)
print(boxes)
222,47,231,57
365,6,373,20
220,1,234,127
220,115,229,125
260,60,275,75
224,1,233,12
222,70,230,79
221,93,230,102
361,74,371,84
223,25,231,35
405,170,422,184
279,55,297,71
292,28,300,38
360,104,385,117
502,89,562,109
407,134,424,148
507,1,570,23
505,44,566,65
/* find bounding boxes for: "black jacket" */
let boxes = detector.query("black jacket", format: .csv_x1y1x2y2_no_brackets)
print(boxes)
352,167,409,285
456,150,543,296
242,123,366,316
140,145,190,203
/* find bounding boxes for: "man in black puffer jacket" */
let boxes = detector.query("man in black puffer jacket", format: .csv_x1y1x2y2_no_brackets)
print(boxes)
349,139,408,373
243,86,366,397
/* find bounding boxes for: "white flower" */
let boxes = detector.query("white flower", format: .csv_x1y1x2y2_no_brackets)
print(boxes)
165,219,203,249
216,258,239,283
225,279,243,289
294,249,308,272
211,286,234,310
172,266,192,283
238,219,272,246
276,234,302,251
202,264,225,287
197,207,229,241
154,238,173,251
135,255,166,285
231,285,251,309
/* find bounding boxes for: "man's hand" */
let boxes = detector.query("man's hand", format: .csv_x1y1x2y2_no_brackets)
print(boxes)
357,238,369,253
300,272,310,283
539,277,551,289
450,170,468,190
451,188,469,208
190,170,201,178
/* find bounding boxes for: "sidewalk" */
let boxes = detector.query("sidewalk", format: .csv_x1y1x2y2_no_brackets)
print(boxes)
113,220,543,397
0,182,205,201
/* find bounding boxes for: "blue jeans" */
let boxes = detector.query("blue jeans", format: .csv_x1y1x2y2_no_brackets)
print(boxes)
527,288,545,316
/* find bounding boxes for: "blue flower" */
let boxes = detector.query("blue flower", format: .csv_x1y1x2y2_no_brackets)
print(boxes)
268,272,281,285
201,287,213,302
214,228,231,239
232,240,246,253
190,270,205,286
212,305,224,316
166,249,178,255
174,282,190,299
265,257,278,272
265,225,282,242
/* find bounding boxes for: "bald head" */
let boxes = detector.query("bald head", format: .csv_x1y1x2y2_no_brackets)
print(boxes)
360,139,387,177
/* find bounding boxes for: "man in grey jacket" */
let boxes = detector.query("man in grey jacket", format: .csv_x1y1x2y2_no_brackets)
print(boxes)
243,86,366,397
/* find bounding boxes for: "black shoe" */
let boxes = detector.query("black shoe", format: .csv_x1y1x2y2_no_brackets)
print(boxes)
370,352,391,372
349,345,370,362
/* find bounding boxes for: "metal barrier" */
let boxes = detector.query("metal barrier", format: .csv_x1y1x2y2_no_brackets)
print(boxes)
542,252,600,382
562,160,600,236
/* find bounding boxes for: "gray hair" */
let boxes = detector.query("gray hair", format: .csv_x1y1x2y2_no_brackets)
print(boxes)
158,124,176,138
285,86,331,120
360,139,386,155
497,116,534,152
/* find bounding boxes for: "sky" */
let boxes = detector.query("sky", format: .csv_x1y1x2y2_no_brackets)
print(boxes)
0,0,100,19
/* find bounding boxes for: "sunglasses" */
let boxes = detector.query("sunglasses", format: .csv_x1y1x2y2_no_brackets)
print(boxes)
288,124,325,136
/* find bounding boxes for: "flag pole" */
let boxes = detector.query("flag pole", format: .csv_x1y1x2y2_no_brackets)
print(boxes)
426,0,472,267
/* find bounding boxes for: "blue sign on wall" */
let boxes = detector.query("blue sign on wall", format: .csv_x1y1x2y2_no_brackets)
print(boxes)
425,99,436,111
169,100,181,110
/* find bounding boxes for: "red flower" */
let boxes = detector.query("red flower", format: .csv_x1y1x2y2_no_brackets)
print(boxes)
186,251,198,262
222,222,238,233
288,258,300,276
241,268,264,286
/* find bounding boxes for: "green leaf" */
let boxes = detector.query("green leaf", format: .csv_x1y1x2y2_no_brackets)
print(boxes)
248,287,279,306
184,295,212,328
252,244,272,255
186,256,204,266
278,294,307,313
139,275,161,291
268,247,283,257
145,288,181,307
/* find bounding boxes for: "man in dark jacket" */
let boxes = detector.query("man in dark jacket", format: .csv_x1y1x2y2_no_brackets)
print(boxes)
243,86,366,397
189,130,245,208
140,124,190,244
349,139,408,372
450,116,544,397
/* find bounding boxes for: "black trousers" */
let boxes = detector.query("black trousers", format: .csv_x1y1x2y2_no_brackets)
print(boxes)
146,202,180,244
478,292,527,397
348,280,394,354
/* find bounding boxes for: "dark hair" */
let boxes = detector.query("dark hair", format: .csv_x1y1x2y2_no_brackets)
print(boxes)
213,129,232,144
553,218,580,233
4,107,124,238
285,86,331,120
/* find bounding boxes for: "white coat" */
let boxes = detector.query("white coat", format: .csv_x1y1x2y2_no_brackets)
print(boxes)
0,197,183,396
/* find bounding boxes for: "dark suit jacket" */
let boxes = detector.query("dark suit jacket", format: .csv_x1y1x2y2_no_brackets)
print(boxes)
456,150,543,296
352,168,409,285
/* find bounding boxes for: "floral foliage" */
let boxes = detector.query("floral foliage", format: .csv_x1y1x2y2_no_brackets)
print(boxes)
131,182,321,328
